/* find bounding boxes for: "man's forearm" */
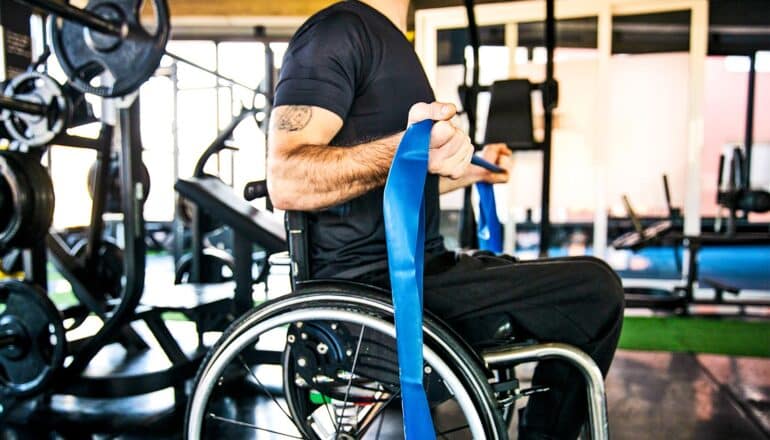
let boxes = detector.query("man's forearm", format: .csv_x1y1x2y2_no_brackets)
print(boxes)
268,133,402,210
439,175,478,194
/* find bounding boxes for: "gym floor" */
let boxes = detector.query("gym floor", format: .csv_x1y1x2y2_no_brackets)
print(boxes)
17,349,770,438
8,254,767,439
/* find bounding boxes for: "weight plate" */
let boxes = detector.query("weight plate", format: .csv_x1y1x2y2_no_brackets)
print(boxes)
174,248,234,284
0,280,66,397
48,0,170,97
0,152,55,252
72,238,124,299
87,157,151,213
17,154,56,249
1,72,70,149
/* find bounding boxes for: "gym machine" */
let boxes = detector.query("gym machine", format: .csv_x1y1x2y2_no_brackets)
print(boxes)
0,0,274,432
458,0,558,257
613,48,769,314
615,173,769,312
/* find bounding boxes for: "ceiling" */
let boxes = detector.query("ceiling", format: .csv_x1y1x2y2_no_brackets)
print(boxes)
164,0,770,55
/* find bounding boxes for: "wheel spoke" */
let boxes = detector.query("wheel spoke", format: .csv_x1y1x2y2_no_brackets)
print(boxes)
207,413,303,439
237,355,296,424
335,324,367,437
358,390,401,437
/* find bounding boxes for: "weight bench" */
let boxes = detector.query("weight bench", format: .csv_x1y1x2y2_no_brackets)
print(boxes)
174,176,286,315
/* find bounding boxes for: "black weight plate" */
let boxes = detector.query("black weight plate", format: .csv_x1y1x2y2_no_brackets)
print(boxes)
48,0,170,97
0,280,65,397
1,72,70,148
16,154,55,249
72,238,124,299
0,153,55,250
174,248,234,284
0,153,35,251
87,157,150,213
0,173,13,237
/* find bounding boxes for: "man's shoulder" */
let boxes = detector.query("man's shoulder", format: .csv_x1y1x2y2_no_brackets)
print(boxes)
294,2,368,40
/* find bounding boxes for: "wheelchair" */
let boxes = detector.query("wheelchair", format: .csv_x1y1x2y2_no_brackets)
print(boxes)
185,212,609,439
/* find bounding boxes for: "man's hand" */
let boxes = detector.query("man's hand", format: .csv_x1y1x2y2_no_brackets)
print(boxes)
469,143,513,184
408,102,474,180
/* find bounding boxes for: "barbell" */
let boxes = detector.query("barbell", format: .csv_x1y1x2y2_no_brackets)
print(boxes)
17,0,262,99
1,71,70,149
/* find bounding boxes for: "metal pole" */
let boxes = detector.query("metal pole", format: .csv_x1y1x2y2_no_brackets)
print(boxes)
16,0,258,95
743,52,756,191
0,95,47,115
539,0,555,258
264,43,275,211
165,52,257,95
483,343,609,440
459,0,481,249
16,0,123,36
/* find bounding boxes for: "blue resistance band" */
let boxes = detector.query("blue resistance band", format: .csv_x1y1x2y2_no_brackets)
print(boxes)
383,119,436,439
476,181,503,253
384,121,505,438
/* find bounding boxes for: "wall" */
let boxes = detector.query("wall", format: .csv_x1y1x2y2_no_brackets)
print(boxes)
436,49,770,224
702,57,770,218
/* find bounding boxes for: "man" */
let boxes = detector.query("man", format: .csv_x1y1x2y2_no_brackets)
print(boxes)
268,1,624,438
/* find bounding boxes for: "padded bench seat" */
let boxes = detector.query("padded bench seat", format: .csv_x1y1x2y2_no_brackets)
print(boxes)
175,176,286,253
139,282,236,311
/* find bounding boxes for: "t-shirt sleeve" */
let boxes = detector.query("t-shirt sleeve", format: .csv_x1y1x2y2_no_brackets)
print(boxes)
274,11,369,119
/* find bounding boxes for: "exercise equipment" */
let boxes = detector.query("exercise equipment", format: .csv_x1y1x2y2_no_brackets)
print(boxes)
615,174,770,311
0,101,244,431
613,49,768,307
715,146,770,236
174,247,234,285
0,1,33,79
18,0,263,100
0,280,66,397
1,71,70,148
476,181,503,253
86,155,151,213
42,0,169,97
383,119,435,437
458,0,558,256
173,107,281,292
71,237,124,299
0,151,55,252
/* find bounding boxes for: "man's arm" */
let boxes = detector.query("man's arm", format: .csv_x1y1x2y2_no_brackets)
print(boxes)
438,143,513,194
267,105,400,211
268,102,475,211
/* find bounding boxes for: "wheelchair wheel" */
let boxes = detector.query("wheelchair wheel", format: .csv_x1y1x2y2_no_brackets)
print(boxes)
186,285,506,439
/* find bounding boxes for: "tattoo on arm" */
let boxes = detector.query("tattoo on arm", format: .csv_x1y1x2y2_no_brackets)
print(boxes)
276,106,313,131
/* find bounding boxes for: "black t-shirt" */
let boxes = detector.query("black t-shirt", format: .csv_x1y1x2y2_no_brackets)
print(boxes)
274,0,445,279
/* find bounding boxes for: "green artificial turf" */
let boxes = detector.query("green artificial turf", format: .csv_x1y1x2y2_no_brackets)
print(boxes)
619,316,770,358
37,255,770,359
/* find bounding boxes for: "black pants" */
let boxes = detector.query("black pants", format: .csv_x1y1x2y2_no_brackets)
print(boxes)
356,251,625,440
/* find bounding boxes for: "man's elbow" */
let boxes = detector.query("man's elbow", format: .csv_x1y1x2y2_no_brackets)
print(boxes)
269,191,298,211
266,166,296,210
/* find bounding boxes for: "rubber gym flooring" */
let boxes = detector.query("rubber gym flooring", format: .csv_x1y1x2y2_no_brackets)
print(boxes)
4,253,767,439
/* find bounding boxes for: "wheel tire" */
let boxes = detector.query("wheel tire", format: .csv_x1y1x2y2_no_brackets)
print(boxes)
185,284,506,439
